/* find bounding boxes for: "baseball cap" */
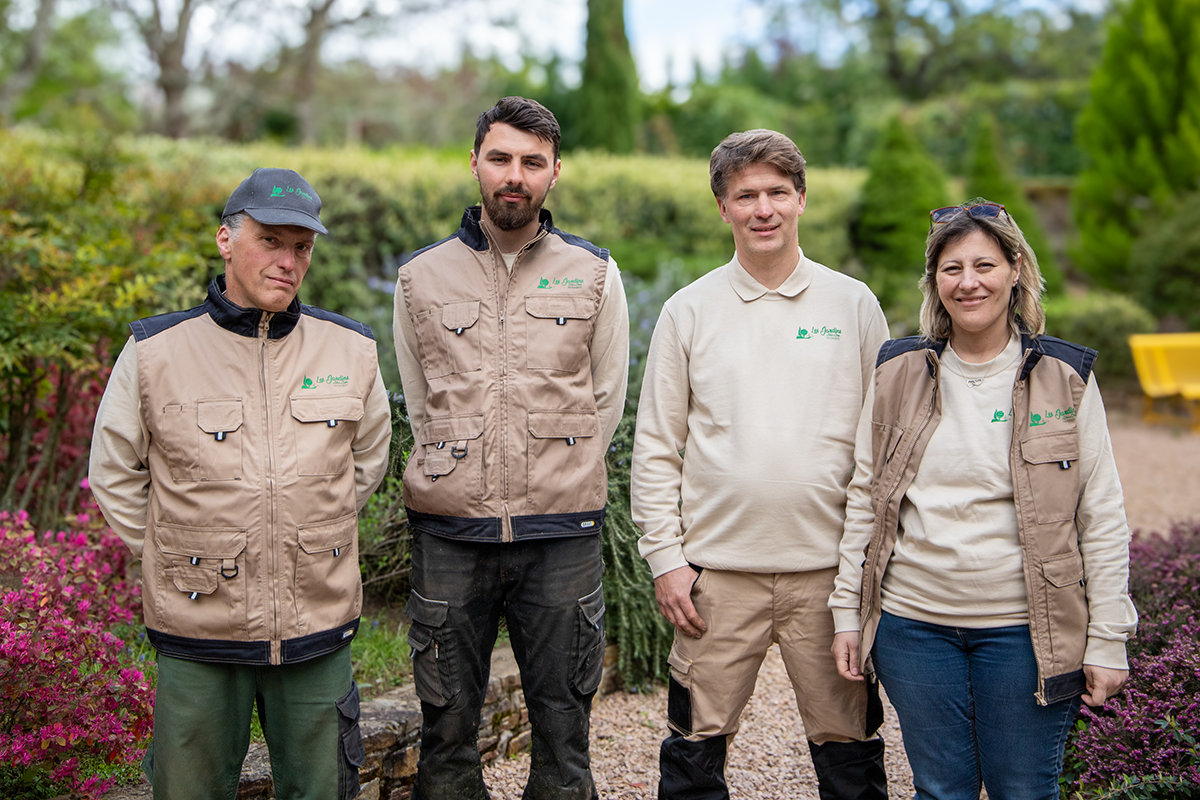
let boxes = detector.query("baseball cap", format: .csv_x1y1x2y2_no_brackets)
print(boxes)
222,167,328,234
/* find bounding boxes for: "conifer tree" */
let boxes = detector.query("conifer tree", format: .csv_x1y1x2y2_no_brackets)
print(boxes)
964,115,1063,294
576,0,639,153
852,115,950,327
1073,0,1200,290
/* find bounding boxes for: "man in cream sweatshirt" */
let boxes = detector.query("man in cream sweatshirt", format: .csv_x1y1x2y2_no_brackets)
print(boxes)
632,130,890,800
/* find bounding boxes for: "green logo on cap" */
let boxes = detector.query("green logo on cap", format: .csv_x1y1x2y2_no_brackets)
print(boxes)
271,186,284,197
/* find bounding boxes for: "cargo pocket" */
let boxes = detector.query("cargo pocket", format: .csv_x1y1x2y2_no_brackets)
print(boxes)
413,299,483,379
526,410,603,514
290,395,364,476
155,523,248,638
295,513,360,632
155,398,244,482
525,295,594,372
405,414,485,516
1020,432,1081,523
571,584,606,696
665,646,694,736
405,590,456,707
335,682,364,800
1040,550,1087,669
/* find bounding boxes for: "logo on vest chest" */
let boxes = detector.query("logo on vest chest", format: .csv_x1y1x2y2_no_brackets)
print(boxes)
538,277,585,289
302,373,350,389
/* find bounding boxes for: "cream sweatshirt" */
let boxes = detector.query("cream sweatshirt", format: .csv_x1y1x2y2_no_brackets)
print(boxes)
830,335,1138,669
632,251,888,577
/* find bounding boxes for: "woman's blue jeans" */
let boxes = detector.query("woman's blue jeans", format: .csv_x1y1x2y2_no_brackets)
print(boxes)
871,611,1080,800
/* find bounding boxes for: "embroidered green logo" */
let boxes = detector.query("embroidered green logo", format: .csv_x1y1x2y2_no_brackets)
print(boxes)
538,277,550,288
537,277,585,289
271,186,284,197
270,185,315,201
302,374,349,389
1030,412,1046,427
992,409,1011,423
796,325,842,340
1034,406,1077,424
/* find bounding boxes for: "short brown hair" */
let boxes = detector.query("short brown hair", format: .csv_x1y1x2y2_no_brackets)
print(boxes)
475,96,561,161
709,129,806,199
919,198,1047,341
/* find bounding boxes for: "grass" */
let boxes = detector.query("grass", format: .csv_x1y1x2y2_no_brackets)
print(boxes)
351,613,411,699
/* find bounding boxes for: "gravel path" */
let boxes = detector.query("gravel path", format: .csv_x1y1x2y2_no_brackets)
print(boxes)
482,413,1198,800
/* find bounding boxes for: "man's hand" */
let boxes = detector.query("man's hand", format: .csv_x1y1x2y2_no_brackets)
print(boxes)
1081,665,1128,707
654,566,707,638
832,631,864,681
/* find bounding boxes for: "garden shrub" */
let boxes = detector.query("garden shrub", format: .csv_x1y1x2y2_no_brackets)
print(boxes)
1130,193,1200,331
0,501,152,798
1042,292,1156,388
1060,522,1200,797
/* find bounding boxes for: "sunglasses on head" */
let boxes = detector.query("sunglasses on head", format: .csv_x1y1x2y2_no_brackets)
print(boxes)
929,202,1007,225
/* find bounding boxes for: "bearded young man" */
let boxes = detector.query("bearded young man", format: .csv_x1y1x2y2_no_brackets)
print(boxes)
392,96,629,800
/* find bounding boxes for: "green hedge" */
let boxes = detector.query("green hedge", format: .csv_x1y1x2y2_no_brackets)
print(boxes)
1043,292,1156,388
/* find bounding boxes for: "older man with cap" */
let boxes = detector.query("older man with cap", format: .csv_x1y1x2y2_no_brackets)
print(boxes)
89,167,392,800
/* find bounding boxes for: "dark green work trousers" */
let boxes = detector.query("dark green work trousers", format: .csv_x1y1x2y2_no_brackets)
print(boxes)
145,645,363,800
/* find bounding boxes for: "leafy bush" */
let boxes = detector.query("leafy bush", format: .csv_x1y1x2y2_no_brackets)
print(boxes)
850,115,950,329
1060,522,1200,798
0,502,152,798
1130,193,1200,331
1042,292,1156,388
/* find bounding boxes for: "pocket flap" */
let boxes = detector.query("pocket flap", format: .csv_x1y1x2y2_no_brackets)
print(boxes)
525,295,595,320
298,513,357,554
418,414,485,445
1020,432,1080,464
407,623,433,653
336,682,361,720
170,565,219,595
441,299,480,331
156,524,247,559
666,644,692,675
197,399,243,434
290,395,365,424
528,410,599,439
578,584,605,630
1041,551,1085,587
404,589,449,627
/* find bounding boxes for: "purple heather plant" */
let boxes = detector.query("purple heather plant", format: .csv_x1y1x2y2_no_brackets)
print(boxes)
0,500,153,798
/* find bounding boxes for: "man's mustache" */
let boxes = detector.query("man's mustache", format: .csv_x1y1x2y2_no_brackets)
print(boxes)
494,185,532,199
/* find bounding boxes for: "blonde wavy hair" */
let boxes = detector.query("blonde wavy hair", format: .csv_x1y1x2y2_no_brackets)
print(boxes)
918,198,1046,341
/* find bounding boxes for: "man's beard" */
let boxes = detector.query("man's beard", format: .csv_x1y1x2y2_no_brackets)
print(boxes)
482,184,545,231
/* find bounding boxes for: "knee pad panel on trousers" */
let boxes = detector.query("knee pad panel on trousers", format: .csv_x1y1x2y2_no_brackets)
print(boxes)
808,738,888,800
659,732,729,800
666,675,693,737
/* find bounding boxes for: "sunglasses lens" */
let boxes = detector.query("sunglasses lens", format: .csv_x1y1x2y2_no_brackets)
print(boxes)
930,207,959,224
969,204,1004,219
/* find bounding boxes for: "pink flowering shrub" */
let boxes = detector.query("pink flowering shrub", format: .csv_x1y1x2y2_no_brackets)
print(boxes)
0,503,152,798
1061,522,1200,798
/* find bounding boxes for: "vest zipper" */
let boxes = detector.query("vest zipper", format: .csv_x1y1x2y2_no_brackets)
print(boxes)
498,248,513,542
259,312,281,664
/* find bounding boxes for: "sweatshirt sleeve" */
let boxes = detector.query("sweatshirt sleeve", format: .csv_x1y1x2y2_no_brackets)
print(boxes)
1074,374,1138,669
353,367,392,511
829,378,877,632
88,337,151,558
393,272,427,443
631,304,692,578
591,257,630,448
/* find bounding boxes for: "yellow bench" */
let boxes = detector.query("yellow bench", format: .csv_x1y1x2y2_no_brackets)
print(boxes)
1128,332,1200,430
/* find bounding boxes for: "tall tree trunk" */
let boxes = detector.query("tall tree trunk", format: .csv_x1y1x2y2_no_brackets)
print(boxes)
577,0,639,153
0,0,59,125
296,0,336,146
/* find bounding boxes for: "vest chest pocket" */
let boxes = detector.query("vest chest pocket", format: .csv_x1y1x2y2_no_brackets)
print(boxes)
525,295,595,372
290,395,364,476
1019,432,1082,524
156,399,244,482
414,299,482,380
154,523,248,639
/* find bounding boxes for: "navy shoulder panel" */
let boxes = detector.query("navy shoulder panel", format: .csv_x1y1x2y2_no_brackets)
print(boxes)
409,231,466,261
300,306,375,340
1036,335,1096,382
130,304,208,342
876,336,934,369
551,227,609,262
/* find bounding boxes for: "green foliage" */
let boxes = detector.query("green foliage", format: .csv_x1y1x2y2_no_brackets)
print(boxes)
351,614,411,699
1129,191,1200,330
963,115,1063,293
1043,292,1156,387
851,115,950,328
1073,0,1200,291
358,396,414,605
576,0,639,154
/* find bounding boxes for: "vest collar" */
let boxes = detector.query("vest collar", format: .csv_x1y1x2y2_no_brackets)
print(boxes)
458,206,555,253
206,275,302,340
